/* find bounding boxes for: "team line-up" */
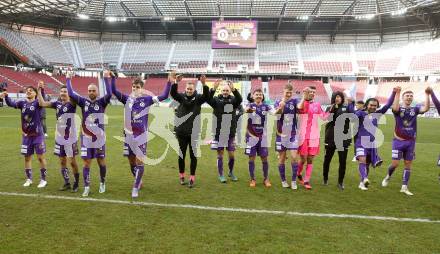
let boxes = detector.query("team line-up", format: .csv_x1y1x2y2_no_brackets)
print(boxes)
1,71,440,198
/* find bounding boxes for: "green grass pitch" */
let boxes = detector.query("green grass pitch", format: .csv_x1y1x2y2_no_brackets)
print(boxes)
1,105,440,253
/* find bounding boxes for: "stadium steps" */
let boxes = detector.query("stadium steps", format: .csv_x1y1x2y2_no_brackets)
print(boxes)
295,44,304,72
207,49,214,72
350,45,359,73
0,72,25,92
165,42,176,70
117,43,127,70
323,83,333,101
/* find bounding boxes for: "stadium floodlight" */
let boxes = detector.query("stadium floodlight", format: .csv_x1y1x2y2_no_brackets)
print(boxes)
420,0,437,7
77,13,90,20
106,17,127,22
163,17,175,21
355,14,375,20
18,3,26,8
297,16,309,20
391,8,407,16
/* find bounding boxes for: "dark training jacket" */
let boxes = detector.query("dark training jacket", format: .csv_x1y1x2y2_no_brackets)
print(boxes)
207,88,243,139
171,83,209,137
324,91,355,148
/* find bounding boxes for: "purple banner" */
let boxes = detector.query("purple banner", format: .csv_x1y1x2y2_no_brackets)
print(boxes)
212,20,257,49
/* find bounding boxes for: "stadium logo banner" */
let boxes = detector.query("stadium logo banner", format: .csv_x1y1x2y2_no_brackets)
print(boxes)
212,21,257,49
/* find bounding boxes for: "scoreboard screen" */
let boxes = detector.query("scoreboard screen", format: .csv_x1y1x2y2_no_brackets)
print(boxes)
211,20,257,49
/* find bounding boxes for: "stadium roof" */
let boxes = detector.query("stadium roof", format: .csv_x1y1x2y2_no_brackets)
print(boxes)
0,0,439,39
0,0,437,17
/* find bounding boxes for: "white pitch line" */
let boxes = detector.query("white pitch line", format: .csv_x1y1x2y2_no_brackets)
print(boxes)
1,191,439,224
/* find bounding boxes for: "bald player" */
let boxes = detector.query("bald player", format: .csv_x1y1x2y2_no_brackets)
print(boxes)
207,80,243,183
66,72,112,197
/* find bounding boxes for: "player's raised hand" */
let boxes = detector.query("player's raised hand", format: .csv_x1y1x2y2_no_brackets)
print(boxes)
279,100,286,109
245,106,255,113
426,86,433,94
103,70,110,78
393,86,402,93
168,71,177,83
66,71,73,79
227,81,235,91
200,75,207,85
302,87,310,99
37,81,44,90
176,74,183,83
213,79,221,90
0,91,7,98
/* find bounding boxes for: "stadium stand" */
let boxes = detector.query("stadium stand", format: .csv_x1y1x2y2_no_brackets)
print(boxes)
212,48,255,72
52,75,98,96
258,41,298,73
170,41,210,73
3,28,440,77
329,81,368,102
122,41,172,72
20,33,73,66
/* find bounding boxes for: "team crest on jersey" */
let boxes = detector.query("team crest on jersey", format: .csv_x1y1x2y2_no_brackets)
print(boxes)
140,102,145,107
410,109,415,116
57,105,62,109
29,106,35,111
94,105,99,110
63,107,68,112
289,104,294,110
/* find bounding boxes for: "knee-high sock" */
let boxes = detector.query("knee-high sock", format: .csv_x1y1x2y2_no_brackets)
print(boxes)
74,173,80,185
40,168,47,181
228,158,235,174
366,164,370,177
25,168,32,180
291,162,299,181
249,161,255,180
297,161,304,177
262,161,269,180
99,165,106,183
402,168,411,186
217,156,224,176
387,165,396,178
305,164,313,183
134,165,144,189
278,164,286,182
358,163,367,182
83,167,90,187
61,168,70,184
130,165,136,177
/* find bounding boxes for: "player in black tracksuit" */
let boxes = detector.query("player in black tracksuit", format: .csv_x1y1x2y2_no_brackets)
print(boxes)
207,80,243,183
322,91,355,190
171,75,209,188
